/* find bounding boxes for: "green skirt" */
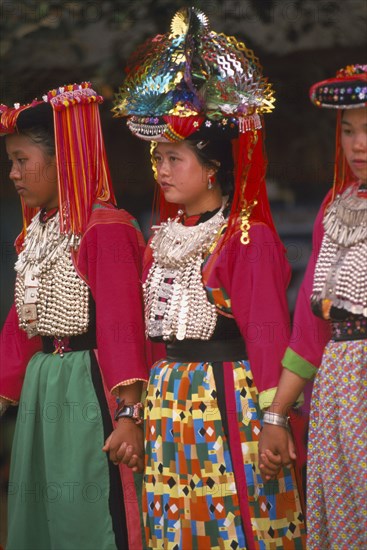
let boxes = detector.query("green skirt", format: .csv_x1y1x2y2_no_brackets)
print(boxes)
7,350,118,550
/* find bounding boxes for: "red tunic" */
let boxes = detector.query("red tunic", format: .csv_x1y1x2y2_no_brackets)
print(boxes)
143,220,292,407
0,206,148,401
202,222,292,405
0,205,149,550
282,191,333,379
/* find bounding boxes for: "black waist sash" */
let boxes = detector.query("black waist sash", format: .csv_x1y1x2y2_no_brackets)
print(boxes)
42,333,97,354
165,338,247,362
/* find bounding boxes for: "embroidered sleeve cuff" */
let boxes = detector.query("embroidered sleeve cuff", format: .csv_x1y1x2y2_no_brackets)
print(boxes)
259,387,304,410
111,378,147,396
0,394,17,405
258,388,278,410
0,395,16,416
282,348,318,380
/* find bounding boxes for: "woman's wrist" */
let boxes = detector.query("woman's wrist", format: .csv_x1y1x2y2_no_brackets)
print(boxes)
262,410,290,431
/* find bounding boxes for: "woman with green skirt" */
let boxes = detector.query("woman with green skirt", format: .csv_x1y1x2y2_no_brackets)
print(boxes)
0,83,148,549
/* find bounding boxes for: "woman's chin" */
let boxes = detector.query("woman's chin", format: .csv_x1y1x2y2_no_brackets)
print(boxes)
22,200,38,209
161,191,180,204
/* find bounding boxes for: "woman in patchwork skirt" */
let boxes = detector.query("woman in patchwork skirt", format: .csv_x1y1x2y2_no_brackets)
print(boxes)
113,7,307,549
259,65,367,549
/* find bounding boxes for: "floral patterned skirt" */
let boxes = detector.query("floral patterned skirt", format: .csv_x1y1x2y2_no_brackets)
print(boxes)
143,358,306,550
307,339,367,550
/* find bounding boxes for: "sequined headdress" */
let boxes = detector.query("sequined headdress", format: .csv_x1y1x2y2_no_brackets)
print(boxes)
310,64,367,110
1,82,116,250
310,64,367,199
113,7,277,238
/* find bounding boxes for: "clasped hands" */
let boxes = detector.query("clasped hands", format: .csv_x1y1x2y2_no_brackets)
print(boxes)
103,418,144,473
258,424,297,481
102,413,297,479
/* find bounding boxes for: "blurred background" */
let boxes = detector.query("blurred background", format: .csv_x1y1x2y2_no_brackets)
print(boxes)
0,0,366,544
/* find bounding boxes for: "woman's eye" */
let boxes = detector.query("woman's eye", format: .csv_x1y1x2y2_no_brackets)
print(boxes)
169,156,177,162
17,158,27,163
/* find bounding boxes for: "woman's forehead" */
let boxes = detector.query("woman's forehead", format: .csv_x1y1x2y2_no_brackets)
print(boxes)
155,141,187,152
5,133,45,155
342,107,367,124
5,133,31,149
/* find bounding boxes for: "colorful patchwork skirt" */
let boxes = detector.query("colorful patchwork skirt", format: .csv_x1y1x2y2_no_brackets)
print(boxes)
143,358,306,549
307,339,367,549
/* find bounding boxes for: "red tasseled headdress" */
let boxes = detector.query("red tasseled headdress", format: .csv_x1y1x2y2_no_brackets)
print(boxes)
1,82,116,252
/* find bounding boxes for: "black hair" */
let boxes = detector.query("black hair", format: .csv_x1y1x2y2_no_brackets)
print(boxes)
187,138,234,197
12,101,55,157
16,126,56,158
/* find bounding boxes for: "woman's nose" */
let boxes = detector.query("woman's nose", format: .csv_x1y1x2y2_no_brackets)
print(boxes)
158,159,170,176
353,132,367,151
9,163,21,181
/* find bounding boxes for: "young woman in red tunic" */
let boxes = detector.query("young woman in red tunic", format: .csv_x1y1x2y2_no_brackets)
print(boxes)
113,8,307,549
0,83,148,549
259,65,367,549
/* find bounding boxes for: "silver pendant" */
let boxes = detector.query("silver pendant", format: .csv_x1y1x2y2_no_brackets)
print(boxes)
24,288,38,303
21,304,37,321
24,270,39,287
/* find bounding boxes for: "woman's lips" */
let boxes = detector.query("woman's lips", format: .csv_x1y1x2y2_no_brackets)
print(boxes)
160,182,174,190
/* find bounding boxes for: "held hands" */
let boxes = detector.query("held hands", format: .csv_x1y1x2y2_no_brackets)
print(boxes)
103,418,144,473
0,397,11,417
258,424,296,482
257,370,306,481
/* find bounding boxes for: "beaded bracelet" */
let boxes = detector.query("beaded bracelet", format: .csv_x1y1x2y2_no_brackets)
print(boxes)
262,411,290,431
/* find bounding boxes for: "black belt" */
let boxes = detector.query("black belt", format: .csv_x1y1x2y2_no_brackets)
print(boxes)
42,333,97,355
331,316,367,342
165,338,247,362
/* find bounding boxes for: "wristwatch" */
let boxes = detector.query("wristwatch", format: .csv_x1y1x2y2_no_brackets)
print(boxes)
114,402,144,424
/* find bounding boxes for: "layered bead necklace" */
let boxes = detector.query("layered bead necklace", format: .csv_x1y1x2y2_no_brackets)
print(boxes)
312,185,367,317
143,204,226,341
15,210,90,338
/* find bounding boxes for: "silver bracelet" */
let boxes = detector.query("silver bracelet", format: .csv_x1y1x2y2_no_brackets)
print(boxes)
262,411,290,431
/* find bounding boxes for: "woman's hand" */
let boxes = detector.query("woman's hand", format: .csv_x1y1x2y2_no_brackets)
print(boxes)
0,397,11,417
257,370,307,482
258,424,296,481
103,418,144,473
